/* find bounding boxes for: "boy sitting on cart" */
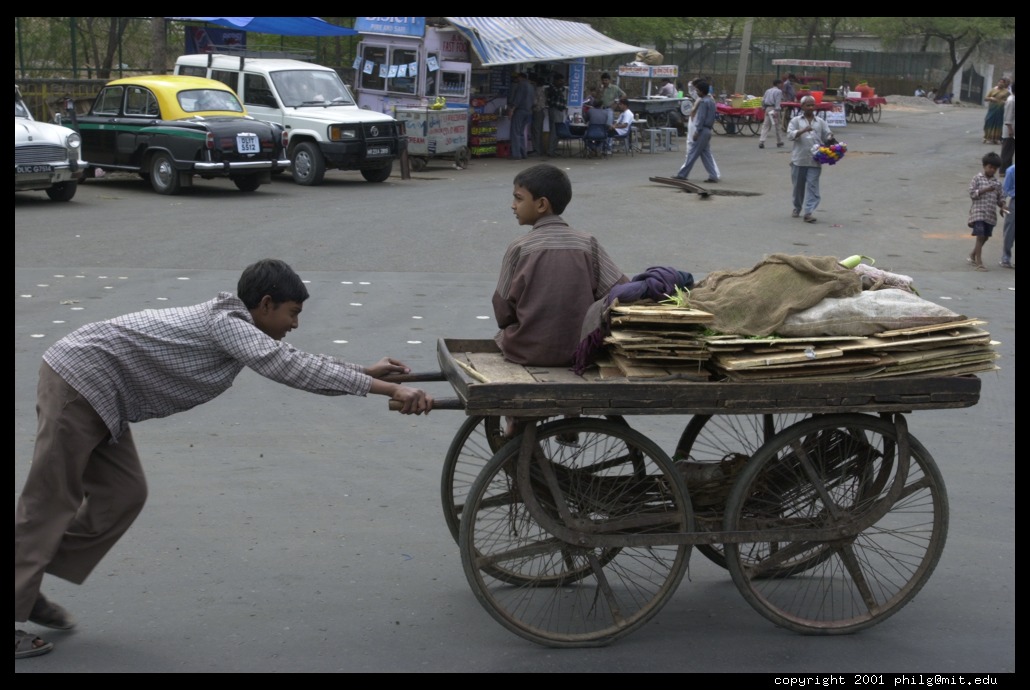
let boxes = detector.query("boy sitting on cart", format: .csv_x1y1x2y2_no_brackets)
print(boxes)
492,164,629,433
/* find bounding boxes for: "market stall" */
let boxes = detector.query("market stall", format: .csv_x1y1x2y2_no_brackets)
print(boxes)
353,17,642,159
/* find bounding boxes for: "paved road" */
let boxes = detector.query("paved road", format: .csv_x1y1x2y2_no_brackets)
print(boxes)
15,99,1014,673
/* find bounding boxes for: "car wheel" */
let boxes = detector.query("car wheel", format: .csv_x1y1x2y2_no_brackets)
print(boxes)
150,153,181,195
291,142,325,186
361,162,392,183
45,181,77,202
233,175,262,192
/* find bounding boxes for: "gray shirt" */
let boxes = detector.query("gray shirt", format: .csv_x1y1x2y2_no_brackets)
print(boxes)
44,293,371,439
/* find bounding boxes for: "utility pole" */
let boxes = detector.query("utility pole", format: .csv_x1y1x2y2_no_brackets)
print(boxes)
735,17,754,95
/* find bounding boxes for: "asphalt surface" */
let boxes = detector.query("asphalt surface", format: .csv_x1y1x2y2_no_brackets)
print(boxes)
15,97,1014,673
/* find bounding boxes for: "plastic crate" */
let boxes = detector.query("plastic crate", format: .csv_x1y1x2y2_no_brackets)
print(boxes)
496,141,511,158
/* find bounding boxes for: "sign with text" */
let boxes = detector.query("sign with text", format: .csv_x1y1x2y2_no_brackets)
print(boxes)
827,103,847,127
617,65,679,78
355,17,426,37
568,61,586,108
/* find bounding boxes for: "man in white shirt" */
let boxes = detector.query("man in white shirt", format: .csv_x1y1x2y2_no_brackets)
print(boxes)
758,79,785,149
612,98,634,137
658,78,676,97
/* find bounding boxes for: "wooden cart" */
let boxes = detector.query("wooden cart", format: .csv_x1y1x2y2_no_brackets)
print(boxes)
402,338,981,648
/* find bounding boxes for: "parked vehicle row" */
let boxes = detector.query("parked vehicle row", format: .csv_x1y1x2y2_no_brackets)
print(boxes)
16,53,406,200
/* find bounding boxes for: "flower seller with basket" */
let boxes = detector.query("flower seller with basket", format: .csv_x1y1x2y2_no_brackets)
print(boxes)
787,95,838,223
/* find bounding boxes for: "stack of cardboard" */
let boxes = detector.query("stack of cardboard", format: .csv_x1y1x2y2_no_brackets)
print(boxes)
597,303,999,382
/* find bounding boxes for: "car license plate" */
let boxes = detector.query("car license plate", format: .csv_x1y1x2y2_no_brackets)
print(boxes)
236,134,260,154
367,147,390,157
16,164,54,174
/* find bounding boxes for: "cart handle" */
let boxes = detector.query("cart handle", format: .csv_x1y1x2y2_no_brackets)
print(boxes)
389,397,464,411
380,370,446,383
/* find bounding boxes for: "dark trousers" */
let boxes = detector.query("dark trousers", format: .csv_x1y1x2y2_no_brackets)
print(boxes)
1001,137,1015,172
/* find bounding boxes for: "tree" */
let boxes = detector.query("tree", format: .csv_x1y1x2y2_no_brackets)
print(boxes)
868,17,1013,97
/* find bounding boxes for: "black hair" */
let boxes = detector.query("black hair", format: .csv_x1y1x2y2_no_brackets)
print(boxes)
601,72,611,80
982,152,1003,167
513,164,573,215
695,80,710,96
237,259,309,309
773,79,783,86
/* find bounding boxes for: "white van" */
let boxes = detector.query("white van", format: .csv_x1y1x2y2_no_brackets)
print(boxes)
175,53,403,185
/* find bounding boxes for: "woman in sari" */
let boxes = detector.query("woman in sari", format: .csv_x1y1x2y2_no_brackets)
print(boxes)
984,78,1010,144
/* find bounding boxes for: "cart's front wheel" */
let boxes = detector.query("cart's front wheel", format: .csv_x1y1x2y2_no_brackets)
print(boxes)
442,415,630,545
723,414,948,635
869,103,882,123
459,418,692,647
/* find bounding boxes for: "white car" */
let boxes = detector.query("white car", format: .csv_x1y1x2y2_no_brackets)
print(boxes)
15,85,87,201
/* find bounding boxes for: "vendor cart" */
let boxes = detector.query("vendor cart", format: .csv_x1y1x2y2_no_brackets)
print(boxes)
391,337,981,648
393,106,471,171
844,96,887,123
715,103,764,136
627,97,693,128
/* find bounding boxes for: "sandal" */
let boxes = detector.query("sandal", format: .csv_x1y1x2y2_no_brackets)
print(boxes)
29,595,76,630
975,264,989,272
803,214,817,223
15,630,53,659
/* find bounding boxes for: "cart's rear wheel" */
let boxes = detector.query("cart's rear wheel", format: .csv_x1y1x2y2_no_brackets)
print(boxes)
459,418,692,647
723,414,948,634
745,115,762,136
674,413,809,570
869,103,882,123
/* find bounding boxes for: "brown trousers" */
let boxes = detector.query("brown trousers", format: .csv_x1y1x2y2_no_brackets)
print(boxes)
14,362,148,621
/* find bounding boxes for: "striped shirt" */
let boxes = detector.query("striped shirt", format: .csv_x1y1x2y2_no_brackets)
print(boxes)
493,215,627,366
43,292,371,440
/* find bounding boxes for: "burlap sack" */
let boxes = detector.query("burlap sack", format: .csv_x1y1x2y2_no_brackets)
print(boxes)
689,254,862,336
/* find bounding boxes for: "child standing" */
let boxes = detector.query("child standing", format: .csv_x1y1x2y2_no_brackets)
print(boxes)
967,152,1007,271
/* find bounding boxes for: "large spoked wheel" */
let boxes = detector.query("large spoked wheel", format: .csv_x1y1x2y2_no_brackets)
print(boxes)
441,415,631,544
674,413,809,570
459,418,693,647
745,115,762,136
723,413,948,635
441,415,509,542
712,115,729,136
869,103,882,123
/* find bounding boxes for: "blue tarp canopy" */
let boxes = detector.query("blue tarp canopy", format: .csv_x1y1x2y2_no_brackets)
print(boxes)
444,17,642,67
169,17,358,37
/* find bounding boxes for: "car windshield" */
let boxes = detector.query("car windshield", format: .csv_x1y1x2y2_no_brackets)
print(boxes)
179,89,244,114
15,96,32,119
272,70,355,107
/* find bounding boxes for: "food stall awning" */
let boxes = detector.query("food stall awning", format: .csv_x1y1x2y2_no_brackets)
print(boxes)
444,17,643,67
168,17,358,36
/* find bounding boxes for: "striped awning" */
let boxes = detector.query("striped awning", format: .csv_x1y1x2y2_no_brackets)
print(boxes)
444,17,642,67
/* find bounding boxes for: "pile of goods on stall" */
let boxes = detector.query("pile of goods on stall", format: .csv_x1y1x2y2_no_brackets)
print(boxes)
592,254,1000,382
